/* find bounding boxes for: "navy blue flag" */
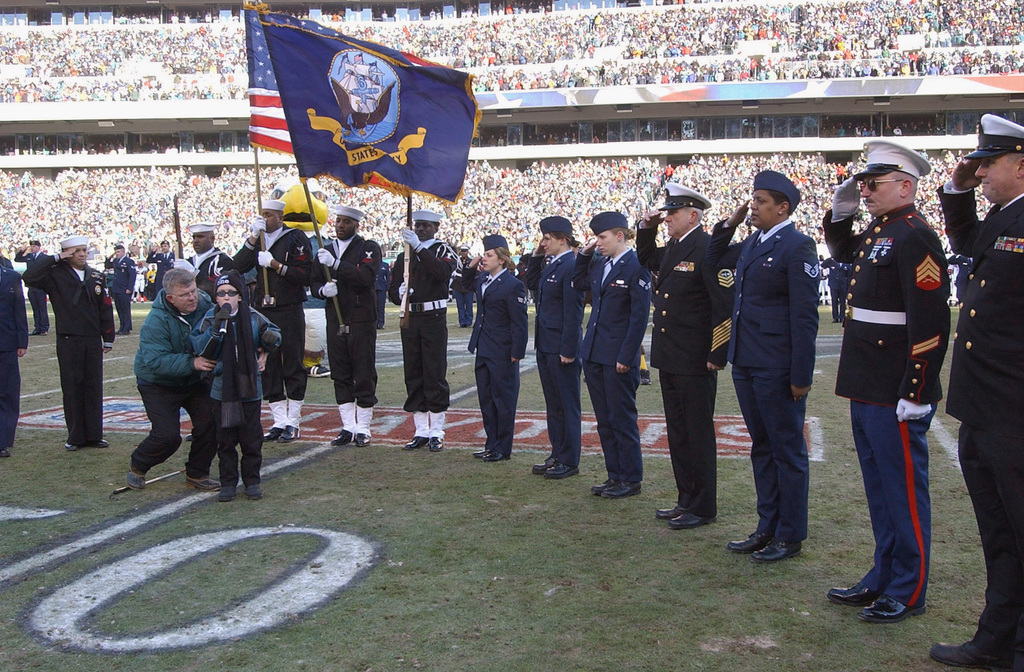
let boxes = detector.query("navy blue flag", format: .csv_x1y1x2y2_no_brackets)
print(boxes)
257,10,480,203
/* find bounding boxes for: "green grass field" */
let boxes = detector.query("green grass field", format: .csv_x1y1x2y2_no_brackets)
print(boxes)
0,302,984,671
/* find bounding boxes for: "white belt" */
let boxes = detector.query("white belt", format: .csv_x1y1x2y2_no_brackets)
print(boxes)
847,306,907,325
409,299,447,313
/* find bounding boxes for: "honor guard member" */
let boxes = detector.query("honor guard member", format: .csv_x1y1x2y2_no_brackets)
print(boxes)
525,216,584,479
388,209,460,451
0,262,28,458
234,198,313,442
930,115,1024,672
463,234,529,462
23,234,115,451
109,244,137,335
638,184,733,529
706,171,819,563
178,222,233,298
147,240,175,292
311,205,383,448
14,239,49,335
451,244,475,328
572,212,652,499
824,140,950,623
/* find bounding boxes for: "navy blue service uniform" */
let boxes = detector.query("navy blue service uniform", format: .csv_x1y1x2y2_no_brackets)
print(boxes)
146,248,175,294
0,265,28,454
525,243,584,472
14,246,49,334
109,249,137,334
638,213,733,522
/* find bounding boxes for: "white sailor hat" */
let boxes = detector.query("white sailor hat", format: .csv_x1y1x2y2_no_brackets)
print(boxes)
411,209,442,223
60,235,89,249
967,114,1024,158
261,199,286,212
854,139,931,180
332,205,365,221
659,183,712,211
189,222,217,234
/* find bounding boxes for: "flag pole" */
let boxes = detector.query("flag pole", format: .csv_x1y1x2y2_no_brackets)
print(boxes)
300,178,345,331
253,147,274,307
399,195,412,330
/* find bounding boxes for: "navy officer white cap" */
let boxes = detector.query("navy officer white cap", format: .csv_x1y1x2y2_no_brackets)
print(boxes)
854,139,932,180
966,114,1024,159
659,183,713,211
411,209,442,223
332,205,364,221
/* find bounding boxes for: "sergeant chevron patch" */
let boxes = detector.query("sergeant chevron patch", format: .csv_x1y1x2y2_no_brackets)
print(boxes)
717,269,734,287
915,255,942,290
711,319,731,351
911,335,940,356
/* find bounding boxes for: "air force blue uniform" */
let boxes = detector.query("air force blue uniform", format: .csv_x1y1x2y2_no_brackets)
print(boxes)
464,265,529,459
110,252,137,333
526,250,584,469
707,218,819,544
0,266,29,448
14,249,48,334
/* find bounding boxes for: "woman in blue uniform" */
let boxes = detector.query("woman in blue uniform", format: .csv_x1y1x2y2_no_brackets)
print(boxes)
462,234,529,462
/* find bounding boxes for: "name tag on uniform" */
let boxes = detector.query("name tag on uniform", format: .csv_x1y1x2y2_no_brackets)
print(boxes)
545,277,558,283
673,261,695,272
994,236,1024,253
612,279,626,287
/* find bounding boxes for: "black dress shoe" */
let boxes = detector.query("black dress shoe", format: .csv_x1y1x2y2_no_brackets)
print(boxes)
668,513,716,530
264,427,285,441
727,533,774,554
278,426,300,442
30,330,42,336
482,451,510,462
858,595,925,623
827,581,880,607
404,436,429,451
601,481,641,498
591,479,618,496
428,437,444,452
85,439,109,448
64,442,81,451
751,539,802,563
930,642,1013,670
472,449,489,458
532,456,556,475
355,433,370,447
544,463,579,479
330,430,353,447
656,504,687,520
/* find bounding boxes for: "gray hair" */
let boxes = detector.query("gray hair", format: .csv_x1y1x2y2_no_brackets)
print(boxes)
163,267,196,292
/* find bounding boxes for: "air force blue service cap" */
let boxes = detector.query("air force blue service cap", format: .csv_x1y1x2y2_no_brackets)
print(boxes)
482,234,509,251
539,216,573,235
589,211,628,234
752,170,801,212
967,114,1024,159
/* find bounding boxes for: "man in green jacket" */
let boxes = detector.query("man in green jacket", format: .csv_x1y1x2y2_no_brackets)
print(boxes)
126,268,219,491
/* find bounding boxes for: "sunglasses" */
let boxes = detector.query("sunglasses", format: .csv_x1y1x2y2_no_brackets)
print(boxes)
215,290,240,298
857,178,903,192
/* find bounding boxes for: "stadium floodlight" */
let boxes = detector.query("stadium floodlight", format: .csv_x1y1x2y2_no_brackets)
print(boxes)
1009,93,1024,103
496,111,513,118
873,96,891,106
615,104,632,113
97,121,115,127
212,119,229,126
742,100,759,109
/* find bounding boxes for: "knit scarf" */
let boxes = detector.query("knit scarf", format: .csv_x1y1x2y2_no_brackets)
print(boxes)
219,303,258,428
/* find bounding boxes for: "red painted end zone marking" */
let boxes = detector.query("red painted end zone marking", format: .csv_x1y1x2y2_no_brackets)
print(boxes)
18,398,808,459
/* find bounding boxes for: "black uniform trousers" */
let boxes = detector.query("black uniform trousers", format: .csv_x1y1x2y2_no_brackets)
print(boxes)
131,381,217,479
0,350,20,447
261,304,306,403
400,311,450,413
584,360,642,483
828,278,846,322
661,370,718,517
328,321,378,407
476,355,520,458
958,423,1024,666
56,334,104,445
376,290,387,328
732,363,809,543
214,400,263,487
28,287,48,332
537,350,582,468
114,291,133,332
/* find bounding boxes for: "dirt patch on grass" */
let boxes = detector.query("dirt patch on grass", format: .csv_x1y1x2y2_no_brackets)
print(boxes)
699,635,779,653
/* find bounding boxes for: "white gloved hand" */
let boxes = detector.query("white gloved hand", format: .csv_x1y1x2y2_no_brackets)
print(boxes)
257,251,274,268
831,177,861,222
173,259,197,274
321,280,339,298
896,398,932,422
398,281,407,298
316,247,338,269
250,216,266,238
401,229,423,252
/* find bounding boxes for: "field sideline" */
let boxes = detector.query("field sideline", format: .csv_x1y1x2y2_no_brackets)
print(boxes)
0,303,983,672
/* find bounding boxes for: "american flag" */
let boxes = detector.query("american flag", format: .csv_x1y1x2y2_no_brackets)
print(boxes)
245,8,292,155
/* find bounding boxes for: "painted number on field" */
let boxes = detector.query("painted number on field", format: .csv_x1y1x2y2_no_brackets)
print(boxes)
30,527,376,652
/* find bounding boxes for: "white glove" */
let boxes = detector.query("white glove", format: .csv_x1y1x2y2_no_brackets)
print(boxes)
896,398,932,422
831,177,861,222
250,216,266,238
401,229,423,252
316,247,338,269
173,259,197,274
257,251,274,268
398,281,407,298
321,280,339,298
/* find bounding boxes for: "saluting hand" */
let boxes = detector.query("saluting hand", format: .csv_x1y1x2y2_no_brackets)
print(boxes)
951,158,982,191
468,255,482,269
725,202,750,229
640,209,664,229
581,239,599,255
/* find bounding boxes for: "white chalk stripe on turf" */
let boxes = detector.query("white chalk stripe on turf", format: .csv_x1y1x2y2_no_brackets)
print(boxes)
929,416,961,473
0,506,65,521
0,441,339,586
30,527,375,652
